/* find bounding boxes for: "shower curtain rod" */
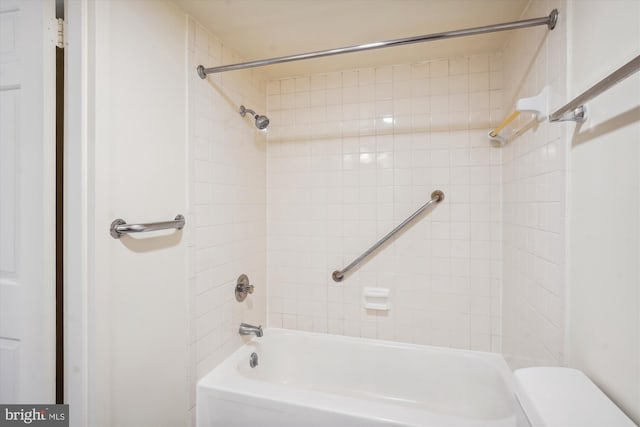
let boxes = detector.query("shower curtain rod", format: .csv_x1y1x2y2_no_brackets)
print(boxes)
197,9,558,78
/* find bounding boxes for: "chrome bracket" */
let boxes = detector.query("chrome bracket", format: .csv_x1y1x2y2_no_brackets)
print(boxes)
431,190,445,202
550,105,587,122
235,274,254,302
196,65,207,79
548,9,558,30
109,219,127,239
332,271,344,282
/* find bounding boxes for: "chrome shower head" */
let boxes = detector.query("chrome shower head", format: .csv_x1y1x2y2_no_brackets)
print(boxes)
239,105,270,130
254,114,270,130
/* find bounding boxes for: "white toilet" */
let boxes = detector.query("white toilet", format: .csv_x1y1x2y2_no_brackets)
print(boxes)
514,367,636,427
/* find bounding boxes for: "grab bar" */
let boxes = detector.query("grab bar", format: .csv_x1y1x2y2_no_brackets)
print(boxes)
332,190,444,282
110,214,185,239
550,54,640,122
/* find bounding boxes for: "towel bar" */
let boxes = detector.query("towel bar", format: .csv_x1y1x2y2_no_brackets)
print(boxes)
110,214,185,239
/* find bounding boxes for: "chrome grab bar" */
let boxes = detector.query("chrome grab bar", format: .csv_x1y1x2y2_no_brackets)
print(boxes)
332,190,444,282
550,54,640,122
110,214,185,239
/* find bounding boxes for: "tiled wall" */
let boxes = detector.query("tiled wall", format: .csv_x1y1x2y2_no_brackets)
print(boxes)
187,18,267,421
266,55,504,352
185,0,568,408
501,0,568,367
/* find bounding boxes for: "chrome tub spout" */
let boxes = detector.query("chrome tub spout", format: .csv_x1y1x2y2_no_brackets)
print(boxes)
239,323,263,337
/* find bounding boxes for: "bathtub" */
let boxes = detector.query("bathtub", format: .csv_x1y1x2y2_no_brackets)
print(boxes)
197,329,528,427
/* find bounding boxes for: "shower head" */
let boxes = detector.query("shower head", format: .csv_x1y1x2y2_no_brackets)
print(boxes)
239,105,270,130
254,114,270,130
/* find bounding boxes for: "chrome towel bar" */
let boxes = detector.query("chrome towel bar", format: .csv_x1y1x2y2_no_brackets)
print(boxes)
110,214,185,239
550,54,640,122
332,190,444,282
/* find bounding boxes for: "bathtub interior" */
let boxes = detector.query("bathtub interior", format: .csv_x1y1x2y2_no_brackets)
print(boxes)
201,329,518,424
238,331,514,419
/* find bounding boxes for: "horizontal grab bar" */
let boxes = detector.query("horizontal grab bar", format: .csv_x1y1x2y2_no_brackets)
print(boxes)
332,190,444,282
110,214,185,239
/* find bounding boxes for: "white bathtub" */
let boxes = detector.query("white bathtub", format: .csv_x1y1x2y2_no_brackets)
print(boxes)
197,329,528,427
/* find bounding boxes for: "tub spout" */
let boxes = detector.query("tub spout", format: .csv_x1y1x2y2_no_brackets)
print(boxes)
239,323,263,337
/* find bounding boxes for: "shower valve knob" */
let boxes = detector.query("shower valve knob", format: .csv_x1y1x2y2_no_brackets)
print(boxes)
235,274,254,302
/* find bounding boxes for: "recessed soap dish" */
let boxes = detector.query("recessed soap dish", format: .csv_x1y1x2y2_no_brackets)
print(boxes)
362,287,391,311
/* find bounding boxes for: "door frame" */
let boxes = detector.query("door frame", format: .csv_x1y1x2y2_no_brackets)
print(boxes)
63,0,93,425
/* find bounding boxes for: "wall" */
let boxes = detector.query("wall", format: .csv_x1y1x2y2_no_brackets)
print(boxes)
186,18,268,424
85,3,268,425
567,0,640,423
266,56,503,351
91,1,189,426
500,0,568,368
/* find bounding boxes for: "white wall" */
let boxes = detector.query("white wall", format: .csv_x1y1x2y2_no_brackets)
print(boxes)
73,2,268,424
90,1,189,426
266,56,503,351
186,18,267,423
567,0,640,423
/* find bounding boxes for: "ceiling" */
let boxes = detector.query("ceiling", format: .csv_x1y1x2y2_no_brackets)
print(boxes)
174,0,531,79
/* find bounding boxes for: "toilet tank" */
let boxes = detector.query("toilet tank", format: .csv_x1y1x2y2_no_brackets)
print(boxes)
514,367,636,427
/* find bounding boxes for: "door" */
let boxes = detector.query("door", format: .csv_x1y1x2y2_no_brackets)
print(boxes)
0,0,56,403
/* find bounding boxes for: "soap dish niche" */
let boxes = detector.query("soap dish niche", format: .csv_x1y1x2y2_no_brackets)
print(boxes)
362,287,391,311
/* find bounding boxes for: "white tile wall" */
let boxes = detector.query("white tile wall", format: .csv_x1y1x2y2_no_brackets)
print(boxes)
185,2,569,415
187,18,267,421
501,0,568,368
267,55,503,352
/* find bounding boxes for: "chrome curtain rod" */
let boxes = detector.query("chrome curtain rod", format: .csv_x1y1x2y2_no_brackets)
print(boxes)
197,9,558,78
332,190,444,282
550,54,640,122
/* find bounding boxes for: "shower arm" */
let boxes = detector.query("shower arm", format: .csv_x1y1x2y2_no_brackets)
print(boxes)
240,106,257,117
197,9,558,77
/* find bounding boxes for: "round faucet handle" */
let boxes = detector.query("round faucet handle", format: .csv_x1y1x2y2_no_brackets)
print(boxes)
235,274,254,302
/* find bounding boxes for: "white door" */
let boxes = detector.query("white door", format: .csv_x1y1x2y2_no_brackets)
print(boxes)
0,0,56,403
